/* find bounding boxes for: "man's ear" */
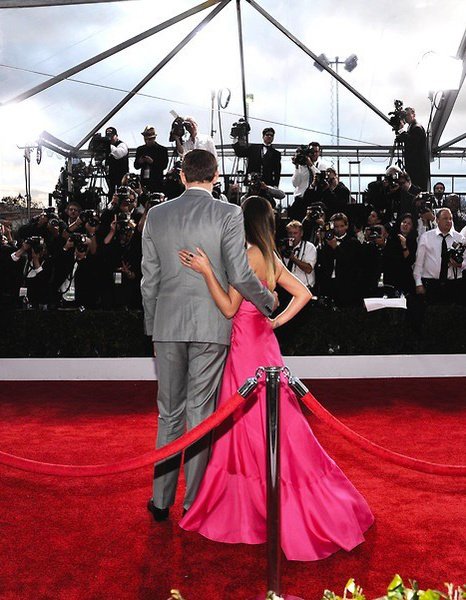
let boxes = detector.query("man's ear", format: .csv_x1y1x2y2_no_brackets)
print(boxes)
180,170,187,186
212,170,219,185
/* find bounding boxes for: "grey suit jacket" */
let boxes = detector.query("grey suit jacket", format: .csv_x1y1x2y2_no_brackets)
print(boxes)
141,188,274,344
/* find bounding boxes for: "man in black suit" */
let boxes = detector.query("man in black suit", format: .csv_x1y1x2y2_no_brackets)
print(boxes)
396,107,430,191
134,126,169,193
233,126,281,187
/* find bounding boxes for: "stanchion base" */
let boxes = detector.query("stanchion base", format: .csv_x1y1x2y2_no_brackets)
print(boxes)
249,595,304,600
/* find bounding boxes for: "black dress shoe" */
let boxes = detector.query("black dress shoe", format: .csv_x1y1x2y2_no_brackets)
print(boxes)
147,498,169,522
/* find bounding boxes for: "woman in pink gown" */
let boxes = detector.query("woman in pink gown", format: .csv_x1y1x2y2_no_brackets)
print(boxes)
178,196,373,561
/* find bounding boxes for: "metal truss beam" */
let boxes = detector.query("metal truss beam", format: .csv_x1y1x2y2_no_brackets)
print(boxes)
1,0,221,106
0,0,135,7
74,0,231,149
245,0,391,127
430,27,466,152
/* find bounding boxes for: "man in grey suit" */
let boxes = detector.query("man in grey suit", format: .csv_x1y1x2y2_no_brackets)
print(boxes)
141,149,274,521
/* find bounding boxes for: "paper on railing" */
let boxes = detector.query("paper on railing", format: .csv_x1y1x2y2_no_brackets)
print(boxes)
364,297,407,312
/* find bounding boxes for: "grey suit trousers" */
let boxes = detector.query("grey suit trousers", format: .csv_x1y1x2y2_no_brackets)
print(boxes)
152,340,228,510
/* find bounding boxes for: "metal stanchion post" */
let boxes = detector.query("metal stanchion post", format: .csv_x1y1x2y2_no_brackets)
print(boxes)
251,366,304,600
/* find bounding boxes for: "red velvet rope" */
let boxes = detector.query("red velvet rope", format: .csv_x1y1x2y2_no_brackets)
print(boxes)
299,390,466,476
1,383,465,478
0,391,246,477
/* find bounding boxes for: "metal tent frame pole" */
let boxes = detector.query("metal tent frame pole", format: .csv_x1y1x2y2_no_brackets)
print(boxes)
74,0,232,149
245,0,391,127
1,0,222,107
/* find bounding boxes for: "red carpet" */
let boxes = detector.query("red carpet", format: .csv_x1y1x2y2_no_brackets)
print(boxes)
0,379,465,600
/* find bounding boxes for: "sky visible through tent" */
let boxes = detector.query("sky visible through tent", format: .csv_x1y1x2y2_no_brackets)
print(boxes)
0,0,465,204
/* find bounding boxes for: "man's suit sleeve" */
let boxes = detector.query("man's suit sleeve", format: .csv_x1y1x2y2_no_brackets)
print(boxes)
221,208,274,316
141,216,161,336
274,149,282,187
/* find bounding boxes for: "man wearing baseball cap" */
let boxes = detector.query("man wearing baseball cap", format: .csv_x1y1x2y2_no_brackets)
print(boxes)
134,126,169,193
233,125,281,187
105,126,129,199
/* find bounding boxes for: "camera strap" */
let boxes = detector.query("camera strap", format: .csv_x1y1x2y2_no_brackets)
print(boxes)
291,241,311,287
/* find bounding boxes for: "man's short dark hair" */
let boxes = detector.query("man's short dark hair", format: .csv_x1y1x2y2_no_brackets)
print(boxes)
331,212,348,225
309,141,321,149
262,127,275,136
182,149,218,183
434,181,445,190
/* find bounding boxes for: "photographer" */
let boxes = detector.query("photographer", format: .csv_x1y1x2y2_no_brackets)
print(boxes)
360,223,390,297
443,194,466,232
365,167,415,223
17,208,67,258
302,202,326,246
98,186,137,242
414,208,466,304
383,213,418,296
316,212,363,307
314,167,350,217
64,208,99,255
417,199,436,236
105,126,129,197
396,107,430,191
240,172,285,209
134,126,169,193
52,234,100,308
171,116,217,161
282,220,317,291
100,212,142,309
232,126,282,187
289,142,327,221
11,236,52,308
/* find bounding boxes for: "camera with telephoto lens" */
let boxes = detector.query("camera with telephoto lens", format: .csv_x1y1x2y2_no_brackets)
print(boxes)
79,209,100,227
230,118,250,140
24,236,44,253
69,233,88,253
388,99,407,132
42,207,60,227
364,225,384,242
292,144,312,166
279,237,295,259
448,241,466,264
89,133,111,163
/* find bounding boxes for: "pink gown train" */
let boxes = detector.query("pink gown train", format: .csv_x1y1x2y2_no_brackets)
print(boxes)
180,291,374,561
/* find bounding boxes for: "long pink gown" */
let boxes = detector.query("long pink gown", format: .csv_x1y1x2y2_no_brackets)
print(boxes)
179,291,374,561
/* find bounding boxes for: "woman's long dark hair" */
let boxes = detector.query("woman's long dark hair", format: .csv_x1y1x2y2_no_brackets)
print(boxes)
242,196,277,289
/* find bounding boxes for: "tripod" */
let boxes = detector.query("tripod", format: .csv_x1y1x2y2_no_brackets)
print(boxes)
86,159,109,209
227,154,248,204
388,136,405,171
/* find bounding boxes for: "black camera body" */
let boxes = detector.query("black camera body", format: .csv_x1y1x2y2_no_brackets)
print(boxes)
245,172,262,192
419,199,434,215
169,117,191,142
89,133,111,162
279,237,295,259
365,225,384,242
315,170,329,190
389,99,407,132
79,209,100,227
25,236,44,253
126,173,141,190
115,186,133,206
305,204,325,221
322,222,335,241
230,118,250,141
384,171,401,189
145,192,166,209
448,241,466,264
293,145,311,166
69,233,88,253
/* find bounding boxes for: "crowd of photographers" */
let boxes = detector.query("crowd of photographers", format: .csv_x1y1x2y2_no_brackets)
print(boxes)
1,114,465,315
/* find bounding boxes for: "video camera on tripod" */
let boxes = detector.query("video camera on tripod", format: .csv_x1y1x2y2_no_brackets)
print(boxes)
388,100,407,132
88,133,111,164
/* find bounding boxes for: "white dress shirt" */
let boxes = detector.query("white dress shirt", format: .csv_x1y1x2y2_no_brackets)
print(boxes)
182,134,218,161
413,226,466,286
287,240,317,287
110,141,128,159
291,160,328,197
